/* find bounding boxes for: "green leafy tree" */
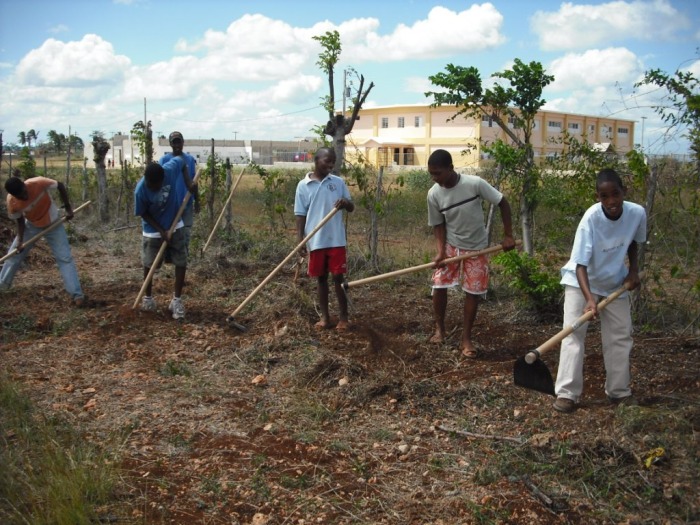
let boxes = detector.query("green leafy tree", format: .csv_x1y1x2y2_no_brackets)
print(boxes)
69,134,84,152
130,120,153,165
426,59,554,255
16,147,36,179
47,130,67,153
313,30,374,174
26,129,39,148
636,67,700,171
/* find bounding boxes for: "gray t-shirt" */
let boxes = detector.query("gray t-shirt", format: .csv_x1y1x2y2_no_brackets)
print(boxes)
427,174,503,251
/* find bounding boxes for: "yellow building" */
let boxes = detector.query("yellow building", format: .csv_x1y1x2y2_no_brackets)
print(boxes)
347,104,635,169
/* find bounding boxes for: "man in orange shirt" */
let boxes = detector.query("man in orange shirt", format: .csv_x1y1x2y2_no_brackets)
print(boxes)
1,175,85,304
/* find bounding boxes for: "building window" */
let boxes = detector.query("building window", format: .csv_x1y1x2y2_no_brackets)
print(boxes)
398,117,405,128
617,127,628,134
533,120,539,130
481,115,493,127
508,116,520,129
548,121,562,129
414,116,423,127
589,124,595,132
568,123,579,130
381,117,388,129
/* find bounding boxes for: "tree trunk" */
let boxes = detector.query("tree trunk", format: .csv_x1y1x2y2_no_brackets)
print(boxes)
369,166,384,270
485,165,504,245
638,160,658,272
66,143,72,187
207,139,216,224
224,159,233,233
96,162,109,223
520,157,536,255
82,158,88,202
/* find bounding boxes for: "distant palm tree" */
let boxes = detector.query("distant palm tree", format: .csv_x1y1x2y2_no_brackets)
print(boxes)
27,129,39,148
17,131,26,146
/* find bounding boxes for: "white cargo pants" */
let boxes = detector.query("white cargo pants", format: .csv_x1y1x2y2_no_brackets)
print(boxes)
554,285,633,402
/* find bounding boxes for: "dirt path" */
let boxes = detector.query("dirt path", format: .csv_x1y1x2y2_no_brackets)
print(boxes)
2,233,698,524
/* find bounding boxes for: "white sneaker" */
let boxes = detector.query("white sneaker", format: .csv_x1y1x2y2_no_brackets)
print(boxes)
168,297,185,320
141,296,157,312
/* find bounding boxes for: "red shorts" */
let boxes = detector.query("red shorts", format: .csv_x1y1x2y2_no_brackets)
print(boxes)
308,247,347,277
432,243,489,295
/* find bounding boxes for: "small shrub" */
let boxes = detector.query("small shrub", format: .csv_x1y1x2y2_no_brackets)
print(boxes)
403,169,432,192
160,360,192,377
493,250,563,316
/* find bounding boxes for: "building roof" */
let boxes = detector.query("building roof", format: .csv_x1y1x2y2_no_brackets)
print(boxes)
361,137,410,147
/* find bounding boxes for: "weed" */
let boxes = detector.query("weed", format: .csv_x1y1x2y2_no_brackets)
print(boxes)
371,428,394,442
160,360,192,377
2,314,36,337
200,475,222,495
280,473,312,490
0,374,119,524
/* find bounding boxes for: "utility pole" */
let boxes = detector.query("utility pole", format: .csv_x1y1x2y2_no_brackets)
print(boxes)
641,116,647,153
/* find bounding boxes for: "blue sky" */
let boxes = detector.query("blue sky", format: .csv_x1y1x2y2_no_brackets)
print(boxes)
1,0,698,154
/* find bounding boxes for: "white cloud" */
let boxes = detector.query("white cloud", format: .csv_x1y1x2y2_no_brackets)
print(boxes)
684,59,700,77
346,4,506,62
48,24,69,34
531,0,690,51
404,76,434,96
15,34,130,88
548,47,643,92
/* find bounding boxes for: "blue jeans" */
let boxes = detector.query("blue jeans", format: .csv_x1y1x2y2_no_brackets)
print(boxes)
0,222,84,299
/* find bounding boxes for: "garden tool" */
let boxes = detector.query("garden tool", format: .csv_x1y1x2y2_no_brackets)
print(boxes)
0,201,92,264
513,273,645,396
342,240,522,298
201,166,246,254
227,207,340,331
132,168,200,310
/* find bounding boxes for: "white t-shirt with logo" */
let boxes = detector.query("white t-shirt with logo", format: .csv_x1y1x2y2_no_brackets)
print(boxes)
560,201,647,296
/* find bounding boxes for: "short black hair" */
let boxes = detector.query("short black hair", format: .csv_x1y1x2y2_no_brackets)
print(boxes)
314,147,335,162
5,176,25,197
596,168,624,191
144,163,165,186
428,149,452,168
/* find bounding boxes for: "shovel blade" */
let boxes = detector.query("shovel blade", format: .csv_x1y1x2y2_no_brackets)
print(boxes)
514,356,555,396
227,316,249,332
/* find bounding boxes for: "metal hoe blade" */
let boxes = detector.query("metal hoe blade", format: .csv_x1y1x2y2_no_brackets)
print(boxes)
514,356,555,396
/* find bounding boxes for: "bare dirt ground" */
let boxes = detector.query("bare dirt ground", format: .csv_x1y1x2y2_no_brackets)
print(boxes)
1,218,699,525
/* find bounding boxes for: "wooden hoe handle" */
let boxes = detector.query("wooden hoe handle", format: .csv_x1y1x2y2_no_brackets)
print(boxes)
345,239,522,289
202,166,246,254
524,271,645,364
228,207,340,319
0,201,92,264
132,168,201,309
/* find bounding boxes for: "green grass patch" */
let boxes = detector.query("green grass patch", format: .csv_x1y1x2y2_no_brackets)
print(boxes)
0,373,119,524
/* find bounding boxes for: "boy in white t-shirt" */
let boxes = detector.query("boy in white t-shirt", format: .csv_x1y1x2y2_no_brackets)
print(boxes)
553,168,647,413
294,148,354,331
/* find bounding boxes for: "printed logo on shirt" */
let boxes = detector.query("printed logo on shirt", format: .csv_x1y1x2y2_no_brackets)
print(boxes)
601,240,625,253
151,184,172,215
327,182,337,192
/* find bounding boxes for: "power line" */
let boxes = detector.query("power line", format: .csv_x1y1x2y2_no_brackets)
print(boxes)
149,104,323,125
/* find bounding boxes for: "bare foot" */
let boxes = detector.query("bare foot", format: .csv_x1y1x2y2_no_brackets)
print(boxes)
429,331,445,344
336,320,350,332
315,320,334,330
461,341,479,359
